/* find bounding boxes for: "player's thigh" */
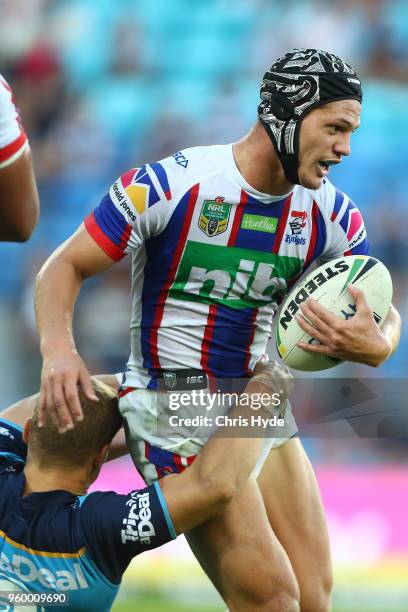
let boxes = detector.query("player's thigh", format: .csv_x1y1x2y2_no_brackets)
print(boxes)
257,437,332,611
186,475,300,611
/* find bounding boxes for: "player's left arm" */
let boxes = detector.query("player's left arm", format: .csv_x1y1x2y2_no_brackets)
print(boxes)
297,188,401,366
0,76,39,241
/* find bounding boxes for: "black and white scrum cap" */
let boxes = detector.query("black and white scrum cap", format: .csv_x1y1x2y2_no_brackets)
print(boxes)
258,48,363,185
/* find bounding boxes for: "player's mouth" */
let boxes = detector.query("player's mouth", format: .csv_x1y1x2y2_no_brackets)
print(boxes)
317,160,338,177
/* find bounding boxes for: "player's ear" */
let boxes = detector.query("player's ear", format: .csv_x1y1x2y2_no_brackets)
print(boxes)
22,418,32,444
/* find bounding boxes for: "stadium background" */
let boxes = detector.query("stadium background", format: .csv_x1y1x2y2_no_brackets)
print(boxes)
0,0,407,610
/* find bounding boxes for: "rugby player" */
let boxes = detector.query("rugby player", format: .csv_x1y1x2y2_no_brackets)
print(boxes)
0,73,39,241
35,49,401,611
0,364,292,611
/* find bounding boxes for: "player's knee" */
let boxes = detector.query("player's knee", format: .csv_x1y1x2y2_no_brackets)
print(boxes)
228,571,300,611
300,571,333,612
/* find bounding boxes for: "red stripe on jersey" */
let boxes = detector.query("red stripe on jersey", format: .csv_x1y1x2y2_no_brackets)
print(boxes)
172,454,185,472
344,249,352,256
0,76,11,92
118,386,137,398
228,190,248,246
243,308,258,374
84,212,126,261
200,190,250,376
144,441,151,460
200,304,218,374
149,183,200,369
272,193,292,254
347,209,364,241
119,223,132,251
121,168,138,188
330,210,337,222
0,130,27,164
304,200,319,268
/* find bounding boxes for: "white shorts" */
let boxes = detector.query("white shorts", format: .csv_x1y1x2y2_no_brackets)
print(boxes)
118,386,298,485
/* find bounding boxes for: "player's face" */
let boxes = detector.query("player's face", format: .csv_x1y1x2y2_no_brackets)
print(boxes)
297,99,361,189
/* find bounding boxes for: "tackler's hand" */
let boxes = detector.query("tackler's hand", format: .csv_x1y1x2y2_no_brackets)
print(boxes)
247,360,294,411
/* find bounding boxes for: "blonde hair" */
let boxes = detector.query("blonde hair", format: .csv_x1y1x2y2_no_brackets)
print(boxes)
28,379,121,468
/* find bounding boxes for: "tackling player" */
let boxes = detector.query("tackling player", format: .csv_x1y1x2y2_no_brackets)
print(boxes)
0,73,39,241
0,363,292,611
35,49,401,611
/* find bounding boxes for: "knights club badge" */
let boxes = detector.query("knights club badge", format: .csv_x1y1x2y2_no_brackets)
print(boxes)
198,196,232,237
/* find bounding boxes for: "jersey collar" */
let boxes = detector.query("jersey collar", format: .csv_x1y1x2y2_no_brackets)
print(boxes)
224,143,293,204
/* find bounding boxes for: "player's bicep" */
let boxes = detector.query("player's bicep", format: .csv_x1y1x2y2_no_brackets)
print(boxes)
322,191,369,261
80,485,176,582
51,223,117,279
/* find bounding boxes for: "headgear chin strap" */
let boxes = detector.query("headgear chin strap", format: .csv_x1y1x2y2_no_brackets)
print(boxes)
257,49,363,185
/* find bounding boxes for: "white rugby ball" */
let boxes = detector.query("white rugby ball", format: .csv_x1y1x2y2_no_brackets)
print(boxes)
275,255,393,371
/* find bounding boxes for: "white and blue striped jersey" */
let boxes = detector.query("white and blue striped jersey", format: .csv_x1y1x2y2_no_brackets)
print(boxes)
85,144,369,388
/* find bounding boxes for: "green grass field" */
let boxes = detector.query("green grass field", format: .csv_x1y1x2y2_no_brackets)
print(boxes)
112,595,405,612
113,597,222,612
113,555,408,612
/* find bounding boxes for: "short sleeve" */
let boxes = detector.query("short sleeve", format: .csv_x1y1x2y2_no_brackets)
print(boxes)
319,185,369,263
0,75,28,169
84,164,174,261
0,419,27,467
79,481,176,583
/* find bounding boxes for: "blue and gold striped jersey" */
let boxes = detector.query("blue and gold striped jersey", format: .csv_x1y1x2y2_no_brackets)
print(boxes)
0,419,176,611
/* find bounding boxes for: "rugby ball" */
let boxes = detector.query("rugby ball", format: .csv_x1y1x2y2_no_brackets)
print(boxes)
275,255,393,371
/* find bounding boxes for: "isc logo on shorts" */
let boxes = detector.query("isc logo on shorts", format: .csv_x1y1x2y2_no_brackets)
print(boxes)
121,491,156,545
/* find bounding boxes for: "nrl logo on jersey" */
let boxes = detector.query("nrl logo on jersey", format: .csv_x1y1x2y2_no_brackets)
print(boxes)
163,371,177,389
198,197,232,237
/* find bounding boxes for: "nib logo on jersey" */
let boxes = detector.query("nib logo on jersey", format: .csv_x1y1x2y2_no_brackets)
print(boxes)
170,241,303,309
285,211,307,245
121,491,156,545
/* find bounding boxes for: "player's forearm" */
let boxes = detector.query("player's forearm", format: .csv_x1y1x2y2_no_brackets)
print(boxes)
1,394,38,427
35,251,84,355
381,303,401,360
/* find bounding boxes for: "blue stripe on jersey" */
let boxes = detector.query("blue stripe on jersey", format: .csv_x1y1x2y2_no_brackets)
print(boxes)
149,163,171,199
140,187,195,372
349,238,370,255
339,199,357,234
135,165,160,207
153,481,177,539
94,194,130,247
78,493,89,507
233,196,288,252
207,304,256,377
333,189,344,219
0,419,23,433
0,452,24,464
311,204,327,260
